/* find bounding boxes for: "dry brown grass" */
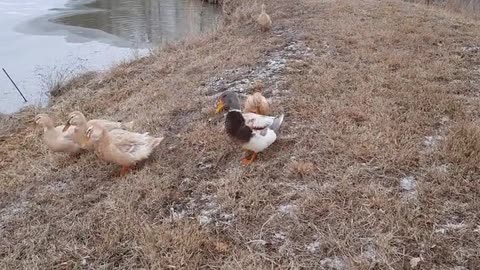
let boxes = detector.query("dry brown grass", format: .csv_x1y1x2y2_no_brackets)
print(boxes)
2,0,480,268
413,0,480,18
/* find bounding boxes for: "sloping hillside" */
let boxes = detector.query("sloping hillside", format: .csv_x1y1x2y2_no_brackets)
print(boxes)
2,0,480,268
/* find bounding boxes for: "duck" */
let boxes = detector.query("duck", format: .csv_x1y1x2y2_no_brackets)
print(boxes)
257,4,272,32
63,111,134,150
34,114,81,154
85,124,164,176
244,92,271,115
215,91,284,165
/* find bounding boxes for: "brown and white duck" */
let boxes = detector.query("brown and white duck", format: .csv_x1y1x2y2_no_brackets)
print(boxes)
215,91,284,165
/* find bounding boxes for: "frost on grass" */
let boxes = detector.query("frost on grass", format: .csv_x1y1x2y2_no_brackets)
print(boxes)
0,200,28,237
201,28,313,100
400,175,418,201
320,256,349,270
195,196,234,226
278,204,297,217
400,176,416,192
163,194,234,226
434,221,467,234
306,241,321,253
423,135,443,148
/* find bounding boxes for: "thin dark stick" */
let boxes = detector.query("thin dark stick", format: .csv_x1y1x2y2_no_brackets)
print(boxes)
2,68,27,102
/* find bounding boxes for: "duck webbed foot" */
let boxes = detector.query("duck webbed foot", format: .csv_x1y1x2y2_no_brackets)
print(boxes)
241,151,257,166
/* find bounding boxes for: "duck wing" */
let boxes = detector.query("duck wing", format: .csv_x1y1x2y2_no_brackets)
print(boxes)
242,128,277,153
243,113,284,133
87,119,123,131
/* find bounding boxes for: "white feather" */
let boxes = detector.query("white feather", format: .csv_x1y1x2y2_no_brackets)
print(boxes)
242,128,277,153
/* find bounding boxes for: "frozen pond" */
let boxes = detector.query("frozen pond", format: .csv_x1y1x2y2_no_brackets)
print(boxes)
0,0,220,113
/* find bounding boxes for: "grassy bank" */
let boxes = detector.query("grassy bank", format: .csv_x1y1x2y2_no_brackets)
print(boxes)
2,0,480,268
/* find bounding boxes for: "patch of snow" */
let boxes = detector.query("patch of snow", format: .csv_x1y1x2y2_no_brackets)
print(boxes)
278,204,297,216
435,222,466,234
361,240,377,262
43,181,68,193
410,257,422,268
0,200,28,237
400,176,418,201
248,239,267,247
198,215,212,225
195,195,220,226
169,207,185,222
218,213,235,226
306,241,321,253
434,164,449,173
440,116,450,124
423,135,443,148
320,256,349,270
198,208,218,225
462,46,480,53
202,36,313,99
400,176,416,191
274,232,287,240
443,222,466,230
0,201,28,220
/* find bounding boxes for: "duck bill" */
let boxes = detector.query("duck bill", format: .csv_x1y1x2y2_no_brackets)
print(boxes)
215,100,225,113
62,123,71,132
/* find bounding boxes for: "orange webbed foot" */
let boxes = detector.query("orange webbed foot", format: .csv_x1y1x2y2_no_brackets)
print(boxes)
241,152,257,166
119,166,130,176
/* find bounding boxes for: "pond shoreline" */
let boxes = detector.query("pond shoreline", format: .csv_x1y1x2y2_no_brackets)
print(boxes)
1,0,220,114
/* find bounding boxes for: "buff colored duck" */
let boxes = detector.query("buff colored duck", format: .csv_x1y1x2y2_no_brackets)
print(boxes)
63,111,134,150
244,92,271,115
85,124,164,176
34,114,81,154
257,4,272,32
215,91,284,165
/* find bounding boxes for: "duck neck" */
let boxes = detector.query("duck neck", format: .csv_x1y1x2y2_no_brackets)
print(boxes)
225,111,244,136
98,129,111,146
225,111,252,142
43,122,55,133
77,120,88,132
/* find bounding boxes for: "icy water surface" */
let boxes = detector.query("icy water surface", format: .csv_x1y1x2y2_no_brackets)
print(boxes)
0,0,220,113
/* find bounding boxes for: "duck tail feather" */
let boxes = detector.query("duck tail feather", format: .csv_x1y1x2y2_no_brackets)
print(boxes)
271,114,284,135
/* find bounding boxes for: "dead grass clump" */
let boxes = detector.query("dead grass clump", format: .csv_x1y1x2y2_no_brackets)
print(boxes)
445,0,480,15
37,66,92,98
0,107,39,138
221,0,263,27
444,121,480,170
413,0,480,19
289,161,315,176
334,107,368,124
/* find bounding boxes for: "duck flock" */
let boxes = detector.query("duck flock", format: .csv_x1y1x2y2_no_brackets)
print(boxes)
34,6,277,176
